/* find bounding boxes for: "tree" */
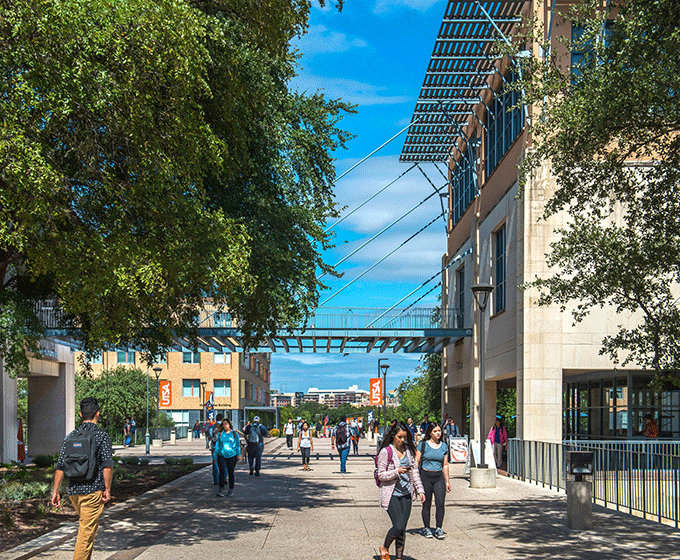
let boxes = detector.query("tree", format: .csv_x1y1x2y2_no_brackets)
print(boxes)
0,0,353,376
507,0,680,386
75,366,170,439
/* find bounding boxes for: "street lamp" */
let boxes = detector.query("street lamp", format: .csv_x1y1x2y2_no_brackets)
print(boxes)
153,367,162,439
378,358,390,430
471,283,494,469
145,367,150,455
200,381,207,424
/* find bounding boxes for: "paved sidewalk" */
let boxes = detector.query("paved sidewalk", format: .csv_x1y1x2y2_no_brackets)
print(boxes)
4,436,680,560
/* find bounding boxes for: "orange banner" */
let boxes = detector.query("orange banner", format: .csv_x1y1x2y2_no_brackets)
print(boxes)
370,378,383,405
160,380,172,407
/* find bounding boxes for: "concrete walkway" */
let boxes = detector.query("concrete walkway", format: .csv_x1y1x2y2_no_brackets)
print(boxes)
4,437,680,560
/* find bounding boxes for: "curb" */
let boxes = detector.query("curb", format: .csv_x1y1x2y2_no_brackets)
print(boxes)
0,465,211,560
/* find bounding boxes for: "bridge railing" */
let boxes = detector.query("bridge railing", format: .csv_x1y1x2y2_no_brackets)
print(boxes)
35,301,465,333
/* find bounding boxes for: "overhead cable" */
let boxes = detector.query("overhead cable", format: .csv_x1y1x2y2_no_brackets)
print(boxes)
365,247,472,328
324,164,417,234
317,179,448,280
319,211,445,306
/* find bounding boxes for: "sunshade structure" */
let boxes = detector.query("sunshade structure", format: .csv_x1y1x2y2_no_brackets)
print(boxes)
400,0,525,163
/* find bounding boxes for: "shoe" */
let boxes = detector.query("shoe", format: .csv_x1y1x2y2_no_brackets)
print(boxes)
255,472,260,477
216,491,224,497
250,469,254,476
379,546,390,560
422,528,434,538
226,490,234,497
433,527,445,539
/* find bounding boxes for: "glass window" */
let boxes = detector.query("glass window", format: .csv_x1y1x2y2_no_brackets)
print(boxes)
494,225,506,314
182,352,200,364
91,353,102,364
485,72,523,177
457,267,465,328
213,352,232,365
451,140,477,228
117,351,135,364
214,380,231,398
182,379,200,397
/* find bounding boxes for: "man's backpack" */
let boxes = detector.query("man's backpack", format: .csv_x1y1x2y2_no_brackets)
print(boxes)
335,424,348,447
248,424,261,444
374,446,394,487
62,425,98,481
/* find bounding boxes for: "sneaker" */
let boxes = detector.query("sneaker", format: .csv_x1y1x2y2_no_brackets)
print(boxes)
226,490,234,497
249,469,254,476
216,491,224,497
422,528,434,538
433,528,445,540
255,472,260,477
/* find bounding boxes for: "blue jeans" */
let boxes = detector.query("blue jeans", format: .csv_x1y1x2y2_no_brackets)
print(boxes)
212,456,219,484
339,446,350,472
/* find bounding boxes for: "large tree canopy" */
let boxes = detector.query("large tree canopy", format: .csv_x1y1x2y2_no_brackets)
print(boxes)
510,0,680,384
0,0,353,375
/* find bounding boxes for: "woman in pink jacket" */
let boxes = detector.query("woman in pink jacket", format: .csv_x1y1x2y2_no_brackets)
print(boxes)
487,418,508,469
376,421,425,560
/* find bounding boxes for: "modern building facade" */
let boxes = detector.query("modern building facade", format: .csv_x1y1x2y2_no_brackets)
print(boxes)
79,350,271,430
402,0,676,443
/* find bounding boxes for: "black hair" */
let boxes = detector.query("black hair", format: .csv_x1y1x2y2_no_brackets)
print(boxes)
424,422,442,442
378,421,416,456
301,421,310,431
495,417,503,425
644,414,653,420
216,413,224,422
216,417,233,434
80,397,99,421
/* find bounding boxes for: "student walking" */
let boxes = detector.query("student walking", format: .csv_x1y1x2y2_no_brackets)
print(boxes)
244,416,269,476
51,397,114,560
487,418,508,469
297,421,314,470
284,418,295,449
331,416,352,473
376,421,425,560
214,417,241,497
414,423,451,539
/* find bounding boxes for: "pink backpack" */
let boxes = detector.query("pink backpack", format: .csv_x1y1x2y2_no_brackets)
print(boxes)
373,445,394,487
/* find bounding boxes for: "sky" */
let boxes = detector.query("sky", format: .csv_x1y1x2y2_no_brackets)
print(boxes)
270,0,450,394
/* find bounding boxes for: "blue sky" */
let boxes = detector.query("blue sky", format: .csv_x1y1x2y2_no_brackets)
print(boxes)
270,0,449,394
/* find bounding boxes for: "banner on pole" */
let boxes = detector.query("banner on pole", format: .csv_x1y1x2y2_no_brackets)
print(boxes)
160,380,172,407
370,378,383,405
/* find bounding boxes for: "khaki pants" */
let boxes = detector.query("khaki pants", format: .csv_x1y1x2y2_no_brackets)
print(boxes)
69,491,104,560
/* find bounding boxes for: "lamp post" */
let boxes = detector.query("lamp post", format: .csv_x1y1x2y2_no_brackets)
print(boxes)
378,358,389,430
200,381,207,424
145,367,150,455
153,367,162,439
471,283,494,469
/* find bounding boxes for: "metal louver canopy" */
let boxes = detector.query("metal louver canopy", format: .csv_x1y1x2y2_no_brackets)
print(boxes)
400,0,525,163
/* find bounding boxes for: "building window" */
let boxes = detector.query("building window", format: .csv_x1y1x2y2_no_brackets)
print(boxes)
117,351,135,364
485,72,523,177
494,225,506,314
451,140,477,228
213,352,232,365
182,379,201,397
91,353,102,364
214,312,232,327
156,353,167,364
243,352,251,369
571,21,614,81
182,352,200,364
457,267,465,328
214,379,231,398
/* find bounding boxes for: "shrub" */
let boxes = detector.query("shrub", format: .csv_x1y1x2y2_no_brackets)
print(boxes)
0,481,50,501
121,456,140,465
35,502,47,519
139,458,150,466
269,428,280,438
177,457,193,466
33,455,57,468
164,457,178,466
1,507,13,529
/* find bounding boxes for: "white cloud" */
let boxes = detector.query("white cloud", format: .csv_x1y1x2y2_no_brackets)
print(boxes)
373,0,442,14
295,25,368,55
291,75,412,106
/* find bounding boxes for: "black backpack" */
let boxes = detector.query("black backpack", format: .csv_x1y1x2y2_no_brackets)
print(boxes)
62,424,98,481
336,424,348,447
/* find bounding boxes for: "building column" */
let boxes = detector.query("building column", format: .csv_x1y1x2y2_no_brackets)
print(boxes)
28,347,75,456
484,380,498,437
0,360,18,463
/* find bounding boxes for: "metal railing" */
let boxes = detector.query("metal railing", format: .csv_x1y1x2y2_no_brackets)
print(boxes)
507,439,680,527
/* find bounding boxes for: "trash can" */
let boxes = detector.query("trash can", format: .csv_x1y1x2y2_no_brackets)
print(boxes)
565,450,593,530
170,428,176,445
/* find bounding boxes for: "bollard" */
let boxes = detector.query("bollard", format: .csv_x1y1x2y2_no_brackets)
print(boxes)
565,451,593,530
187,430,193,442
169,428,176,445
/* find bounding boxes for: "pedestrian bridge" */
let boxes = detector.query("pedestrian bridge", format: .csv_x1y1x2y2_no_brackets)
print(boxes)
37,303,471,354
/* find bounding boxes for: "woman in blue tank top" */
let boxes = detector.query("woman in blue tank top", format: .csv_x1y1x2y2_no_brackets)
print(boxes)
414,422,451,539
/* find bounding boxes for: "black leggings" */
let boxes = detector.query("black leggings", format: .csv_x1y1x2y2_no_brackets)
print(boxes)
420,469,446,528
301,447,311,465
217,455,238,490
384,493,411,559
